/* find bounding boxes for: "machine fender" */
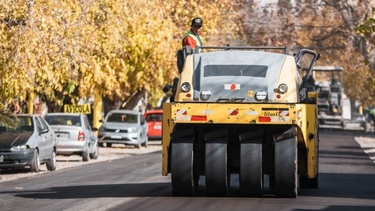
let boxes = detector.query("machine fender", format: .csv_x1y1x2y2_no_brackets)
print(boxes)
273,127,297,143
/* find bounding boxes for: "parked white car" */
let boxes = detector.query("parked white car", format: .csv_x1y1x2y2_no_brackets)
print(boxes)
44,113,99,162
98,110,148,148
0,113,57,172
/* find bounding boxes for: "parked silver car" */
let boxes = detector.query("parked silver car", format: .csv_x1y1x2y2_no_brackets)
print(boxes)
98,110,148,148
44,113,99,161
0,113,57,172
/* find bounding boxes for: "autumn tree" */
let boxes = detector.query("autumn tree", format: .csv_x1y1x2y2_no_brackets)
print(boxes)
241,0,374,109
0,0,245,114
356,7,375,106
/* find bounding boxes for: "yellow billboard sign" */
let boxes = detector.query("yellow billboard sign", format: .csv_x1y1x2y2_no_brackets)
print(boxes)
64,104,91,114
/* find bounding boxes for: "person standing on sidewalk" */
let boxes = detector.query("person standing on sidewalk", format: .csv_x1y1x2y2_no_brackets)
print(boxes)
10,98,21,114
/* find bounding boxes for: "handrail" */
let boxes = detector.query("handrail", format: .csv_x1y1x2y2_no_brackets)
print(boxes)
199,46,290,54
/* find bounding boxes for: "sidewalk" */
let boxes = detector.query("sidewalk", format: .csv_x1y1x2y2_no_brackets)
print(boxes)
355,136,375,163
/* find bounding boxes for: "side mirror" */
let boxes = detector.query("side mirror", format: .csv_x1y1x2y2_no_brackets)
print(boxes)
39,128,49,134
297,49,320,90
163,84,173,94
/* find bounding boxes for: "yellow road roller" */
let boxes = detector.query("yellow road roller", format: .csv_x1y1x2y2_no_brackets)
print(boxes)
162,46,320,198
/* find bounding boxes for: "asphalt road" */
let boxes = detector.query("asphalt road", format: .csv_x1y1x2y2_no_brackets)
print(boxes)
1,130,375,211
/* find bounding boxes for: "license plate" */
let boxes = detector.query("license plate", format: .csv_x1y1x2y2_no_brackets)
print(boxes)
153,125,162,130
111,135,122,139
57,133,69,139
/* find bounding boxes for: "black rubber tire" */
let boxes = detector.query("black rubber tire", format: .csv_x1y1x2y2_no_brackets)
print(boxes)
269,175,275,189
135,141,141,149
171,140,196,196
90,144,99,159
205,142,229,197
106,143,112,148
142,137,148,148
240,142,263,197
30,150,40,173
82,147,90,162
46,150,57,171
275,136,297,198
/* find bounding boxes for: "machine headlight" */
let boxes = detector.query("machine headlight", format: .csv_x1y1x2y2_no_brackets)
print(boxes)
181,82,191,92
200,90,212,101
255,91,267,101
11,145,29,152
278,83,288,93
128,127,138,133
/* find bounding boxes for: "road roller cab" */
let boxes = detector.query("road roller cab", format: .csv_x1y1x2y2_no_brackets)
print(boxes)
162,46,320,197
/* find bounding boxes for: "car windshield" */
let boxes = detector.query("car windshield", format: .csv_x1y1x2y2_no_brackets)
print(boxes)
145,113,162,122
107,113,137,123
0,115,33,132
45,115,81,126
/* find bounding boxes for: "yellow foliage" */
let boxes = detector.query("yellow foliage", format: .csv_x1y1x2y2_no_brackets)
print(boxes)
0,0,245,107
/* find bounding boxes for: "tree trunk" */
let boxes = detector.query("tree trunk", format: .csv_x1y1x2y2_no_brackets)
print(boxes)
123,88,148,114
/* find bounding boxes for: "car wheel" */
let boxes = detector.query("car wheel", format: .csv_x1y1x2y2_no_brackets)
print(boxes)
82,147,90,162
364,123,369,132
30,150,40,173
135,141,141,149
106,143,112,148
46,150,57,171
90,144,99,159
142,137,148,148
99,143,104,147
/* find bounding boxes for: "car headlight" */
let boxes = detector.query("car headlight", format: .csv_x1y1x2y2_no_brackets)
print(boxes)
128,128,138,133
11,145,29,152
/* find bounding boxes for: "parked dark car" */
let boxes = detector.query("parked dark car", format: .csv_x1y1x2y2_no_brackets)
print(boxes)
0,113,57,172
44,113,99,161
